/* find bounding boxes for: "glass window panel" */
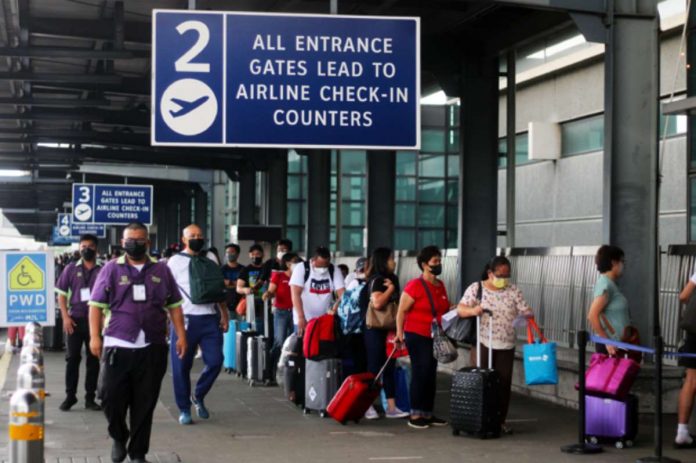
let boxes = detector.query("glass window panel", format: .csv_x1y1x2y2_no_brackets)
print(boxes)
419,154,445,177
330,229,336,252
418,178,445,202
447,129,460,154
422,129,446,153
342,176,366,201
447,205,458,229
330,202,336,227
288,150,303,174
418,229,445,249
341,202,365,227
419,204,445,227
660,113,687,138
561,115,604,156
340,151,366,174
498,134,530,167
447,228,458,249
288,176,302,200
330,175,337,191
449,104,460,127
446,179,458,203
447,155,459,178
395,203,416,227
341,228,364,253
287,227,304,252
287,201,304,226
396,151,417,176
395,229,416,251
396,177,416,201
331,151,337,175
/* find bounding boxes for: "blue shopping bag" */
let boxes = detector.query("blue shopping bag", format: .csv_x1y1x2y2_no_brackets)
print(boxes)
523,319,558,386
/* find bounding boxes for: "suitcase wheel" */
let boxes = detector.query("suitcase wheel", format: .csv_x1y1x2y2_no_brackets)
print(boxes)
303,408,310,415
589,436,598,445
319,411,327,418
625,440,634,448
340,421,347,426
452,429,460,436
353,419,360,424
615,441,624,450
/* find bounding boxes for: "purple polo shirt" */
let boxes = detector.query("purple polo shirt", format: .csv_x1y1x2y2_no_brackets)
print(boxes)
89,255,183,345
55,260,102,319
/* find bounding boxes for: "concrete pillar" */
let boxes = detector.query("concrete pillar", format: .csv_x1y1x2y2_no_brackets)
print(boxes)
266,151,288,232
367,150,395,254
210,171,227,254
238,167,256,225
456,51,500,298
602,1,659,340
179,189,193,229
165,199,180,249
305,150,331,253
194,187,207,239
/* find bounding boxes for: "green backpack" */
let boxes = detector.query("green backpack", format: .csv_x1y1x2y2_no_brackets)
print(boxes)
178,253,226,304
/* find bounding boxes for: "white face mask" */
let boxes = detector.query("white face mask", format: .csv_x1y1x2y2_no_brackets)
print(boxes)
314,266,329,275
277,251,286,261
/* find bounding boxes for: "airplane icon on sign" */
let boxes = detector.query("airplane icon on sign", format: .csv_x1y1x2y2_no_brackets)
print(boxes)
169,96,210,118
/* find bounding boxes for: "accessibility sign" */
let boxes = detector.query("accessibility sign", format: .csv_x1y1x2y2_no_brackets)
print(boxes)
152,10,420,150
0,251,55,327
58,212,107,239
72,183,153,225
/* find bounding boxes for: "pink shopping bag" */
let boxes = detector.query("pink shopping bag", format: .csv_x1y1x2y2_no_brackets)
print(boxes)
584,353,640,400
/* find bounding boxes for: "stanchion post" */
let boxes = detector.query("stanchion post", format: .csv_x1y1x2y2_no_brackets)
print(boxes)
561,330,602,455
636,335,680,463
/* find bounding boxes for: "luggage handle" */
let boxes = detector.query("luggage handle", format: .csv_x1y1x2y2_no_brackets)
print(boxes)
374,344,399,385
526,318,547,344
263,299,270,338
476,309,494,369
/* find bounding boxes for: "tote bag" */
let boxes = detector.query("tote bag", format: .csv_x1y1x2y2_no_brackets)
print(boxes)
522,319,558,386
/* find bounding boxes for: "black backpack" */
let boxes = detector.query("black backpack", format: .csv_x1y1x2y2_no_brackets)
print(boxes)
303,261,335,285
178,253,226,304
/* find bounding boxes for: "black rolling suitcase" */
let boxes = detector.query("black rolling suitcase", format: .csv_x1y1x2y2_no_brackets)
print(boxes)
43,308,64,351
283,335,305,407
450,309,501,438
236,330,255,378
247,300,274,386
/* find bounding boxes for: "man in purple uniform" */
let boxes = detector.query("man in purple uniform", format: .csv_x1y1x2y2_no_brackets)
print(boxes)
89,222,187,463
55,233,102,412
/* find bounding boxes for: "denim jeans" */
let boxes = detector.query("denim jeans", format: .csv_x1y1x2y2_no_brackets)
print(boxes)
273,309,294,367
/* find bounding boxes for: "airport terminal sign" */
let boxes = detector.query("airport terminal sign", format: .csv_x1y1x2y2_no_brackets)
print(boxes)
0,251,55,326
152,10,420,149
58,212,107,239
72,183,153,225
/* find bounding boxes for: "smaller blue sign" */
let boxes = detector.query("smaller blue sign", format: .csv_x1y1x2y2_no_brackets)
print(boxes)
51,225,78,245
72,183,153,225
6,253,49,323
71,222,107,238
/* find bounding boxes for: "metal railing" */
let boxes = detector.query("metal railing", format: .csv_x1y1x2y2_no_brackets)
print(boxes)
335,245,696,352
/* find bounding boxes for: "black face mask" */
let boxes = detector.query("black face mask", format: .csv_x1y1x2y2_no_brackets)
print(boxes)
429,264,443,276
188,238,205,253
124,239,147,260
252,256,263,266
80,248,96,262
226,253,238,263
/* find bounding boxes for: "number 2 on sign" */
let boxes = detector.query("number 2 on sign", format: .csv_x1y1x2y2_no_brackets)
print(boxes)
175,21,210,73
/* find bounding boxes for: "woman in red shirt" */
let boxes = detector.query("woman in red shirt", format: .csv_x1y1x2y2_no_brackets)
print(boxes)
395,246,450,429
263,253,302,376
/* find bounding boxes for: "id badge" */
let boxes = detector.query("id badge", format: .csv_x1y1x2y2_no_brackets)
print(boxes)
133,284,147,302
80,287,91,302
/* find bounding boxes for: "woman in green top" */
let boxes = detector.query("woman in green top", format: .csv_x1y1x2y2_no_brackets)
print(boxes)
587,245,630,356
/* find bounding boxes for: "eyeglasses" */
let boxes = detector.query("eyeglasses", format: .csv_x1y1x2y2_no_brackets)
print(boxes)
125,239,147,246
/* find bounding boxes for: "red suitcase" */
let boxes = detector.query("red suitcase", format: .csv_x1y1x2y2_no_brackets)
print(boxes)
327,347,398,425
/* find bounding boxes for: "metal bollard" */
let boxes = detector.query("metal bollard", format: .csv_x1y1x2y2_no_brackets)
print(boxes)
22,333,42,350
19,346,43,371
16,364,45,414
23,323,42,339
9,388,43,463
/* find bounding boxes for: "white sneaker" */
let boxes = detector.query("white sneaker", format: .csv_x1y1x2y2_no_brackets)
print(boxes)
385,407,409,419
364,406,379,420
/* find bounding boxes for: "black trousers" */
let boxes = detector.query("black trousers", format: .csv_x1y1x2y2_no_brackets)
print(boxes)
405,332,438,416
470,345,516,422
65,317,100,401
100,344,168,460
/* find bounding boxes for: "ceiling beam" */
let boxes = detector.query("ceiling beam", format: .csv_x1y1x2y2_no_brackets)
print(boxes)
0,72,123,85
29,17,150,44
0,97,112,107
0,47,148,59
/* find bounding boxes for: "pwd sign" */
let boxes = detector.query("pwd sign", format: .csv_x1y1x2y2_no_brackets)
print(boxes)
0,251,55,327
72,183,153,225
152,10,420,150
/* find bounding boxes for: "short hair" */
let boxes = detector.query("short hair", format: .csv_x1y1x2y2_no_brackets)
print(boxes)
282,252,301,264
123,222,148,234
338,264,349,275
595,245,624,273
225,243,241,253
249,244,263,254
313,246,331,260
278,239,293,250
417,245,441,271
79,234,98,246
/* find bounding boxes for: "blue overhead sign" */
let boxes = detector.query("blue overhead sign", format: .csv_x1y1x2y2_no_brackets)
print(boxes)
72,183,153,225
57,212,107,239
152,10,420,150
51,226,77,246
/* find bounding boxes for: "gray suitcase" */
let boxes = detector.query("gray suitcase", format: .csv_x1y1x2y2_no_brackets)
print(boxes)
236,330,255,378
304,358,342,417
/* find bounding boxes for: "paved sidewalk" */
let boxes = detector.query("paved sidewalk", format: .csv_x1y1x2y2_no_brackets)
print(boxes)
0,349,690,463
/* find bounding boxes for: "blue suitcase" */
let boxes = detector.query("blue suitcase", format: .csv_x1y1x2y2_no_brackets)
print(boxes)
380,363,411,412
223,320,250,373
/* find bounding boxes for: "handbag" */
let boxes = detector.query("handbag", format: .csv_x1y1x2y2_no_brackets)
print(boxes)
419,278,458,364
601,314,642,363
235,296,247,317
522,319,558,386
442,282,483,345
365,277,398,330
584,352,640,400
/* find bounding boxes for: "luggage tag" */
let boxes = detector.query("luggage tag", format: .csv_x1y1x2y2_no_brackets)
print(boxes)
80,287,91,302
133,284,147,302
